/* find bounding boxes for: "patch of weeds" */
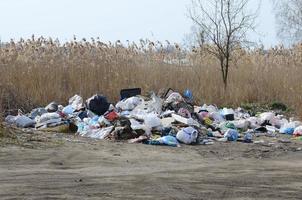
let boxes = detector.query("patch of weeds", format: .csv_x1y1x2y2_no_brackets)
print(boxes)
240,103,271,116
241,101,293,117
270,101,288,111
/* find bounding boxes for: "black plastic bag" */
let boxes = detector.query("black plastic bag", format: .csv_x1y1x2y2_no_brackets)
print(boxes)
86,94,110,116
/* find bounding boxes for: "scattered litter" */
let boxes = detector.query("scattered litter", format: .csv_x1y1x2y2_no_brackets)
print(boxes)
3,88,302,148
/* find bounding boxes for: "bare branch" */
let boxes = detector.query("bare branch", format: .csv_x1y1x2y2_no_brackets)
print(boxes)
273,0,302,43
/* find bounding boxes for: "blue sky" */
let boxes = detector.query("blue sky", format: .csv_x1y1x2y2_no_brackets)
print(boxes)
0,0,277,47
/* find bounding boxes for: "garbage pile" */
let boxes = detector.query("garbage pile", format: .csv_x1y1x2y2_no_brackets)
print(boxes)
4,88,302,147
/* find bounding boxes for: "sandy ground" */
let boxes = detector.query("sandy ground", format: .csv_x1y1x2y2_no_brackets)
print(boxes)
0,128,302,200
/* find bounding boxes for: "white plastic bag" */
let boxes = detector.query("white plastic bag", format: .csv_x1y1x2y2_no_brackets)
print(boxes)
210,112,225,122
222,108,235,116
116,97,143,111
176,127,198,144
201,104,218,113
233,120,250,130
144,113,162,128
247,117,260,129
69,94,83,110
132,94,162,114
37,113,61,123
259,112,275,124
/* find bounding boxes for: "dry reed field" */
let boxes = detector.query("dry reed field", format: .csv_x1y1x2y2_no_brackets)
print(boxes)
0,36,302,117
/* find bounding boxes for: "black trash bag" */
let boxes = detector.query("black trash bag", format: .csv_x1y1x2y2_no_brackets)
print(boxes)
86,94,110,116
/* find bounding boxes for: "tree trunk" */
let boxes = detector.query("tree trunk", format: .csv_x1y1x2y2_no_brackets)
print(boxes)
224,58,229,90
221,64,228,90
220,58,226,89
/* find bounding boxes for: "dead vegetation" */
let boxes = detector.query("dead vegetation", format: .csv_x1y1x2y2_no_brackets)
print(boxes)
0,36,301,117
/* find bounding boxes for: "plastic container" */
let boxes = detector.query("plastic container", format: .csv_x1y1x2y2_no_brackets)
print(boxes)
120,88,141,100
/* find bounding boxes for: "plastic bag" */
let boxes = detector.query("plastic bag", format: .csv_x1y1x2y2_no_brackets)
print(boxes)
222,108,235,116
177,108,191,118
243,132,253,143
200,104,218,113
98,116,111,126
45,102,58,113
86,94,110,116
5,115,17,124
15,115,36,128
270,116,287,129
247,117,260,129
176,127,198,144
104,111,119,122
132,94,162,114
209,112,225,122
233,120,250,130
221,108,235,121
294,126,302,137
37,113,61,124
280,122,296,135
62,105,75,115
144,113,162,128
69,94,83,110
28,108,47,119
259,112,275,124
224,129,239,141
157,136,180,147
116,96,142,111
148,93,163,114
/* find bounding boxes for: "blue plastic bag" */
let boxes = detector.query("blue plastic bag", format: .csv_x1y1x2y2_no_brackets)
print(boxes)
224,129,239,141
158,136,180,147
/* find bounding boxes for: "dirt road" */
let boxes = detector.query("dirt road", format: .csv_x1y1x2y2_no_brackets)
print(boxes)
0,130,302,200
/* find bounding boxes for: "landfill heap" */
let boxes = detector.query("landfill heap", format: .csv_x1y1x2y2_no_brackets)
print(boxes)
4,89,302,147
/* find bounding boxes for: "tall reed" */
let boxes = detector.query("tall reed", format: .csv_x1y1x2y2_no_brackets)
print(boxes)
0,36,301,117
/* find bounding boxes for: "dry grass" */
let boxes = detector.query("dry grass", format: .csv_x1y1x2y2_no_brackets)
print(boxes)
0,36,301,117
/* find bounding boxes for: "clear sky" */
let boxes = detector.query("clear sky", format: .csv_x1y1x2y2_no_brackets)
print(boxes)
0,0,278,48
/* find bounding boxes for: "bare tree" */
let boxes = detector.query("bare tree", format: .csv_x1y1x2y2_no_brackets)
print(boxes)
272,0,302,43
188,0,258,89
